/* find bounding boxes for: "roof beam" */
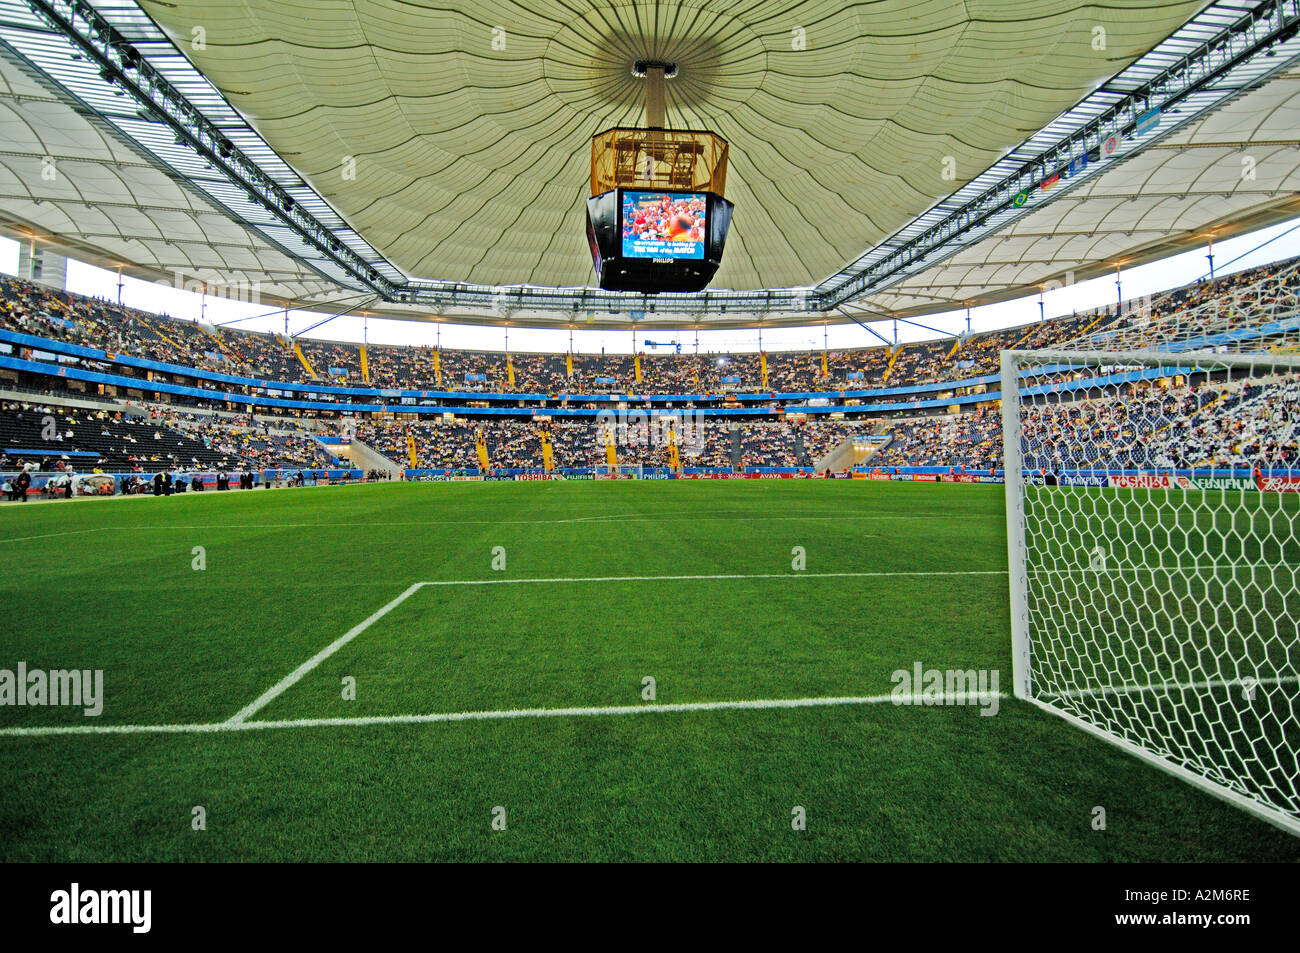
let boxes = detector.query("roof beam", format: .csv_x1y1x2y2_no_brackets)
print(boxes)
898,318,954,338
292,296,378,337
833,306,894,343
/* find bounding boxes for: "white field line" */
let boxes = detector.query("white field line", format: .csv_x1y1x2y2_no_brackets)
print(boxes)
406,567,1288,586
225,582,425,724
413,571,1005,586
6,671,1295,739
0,691,999,738
556,513,641,523
0,527,107,544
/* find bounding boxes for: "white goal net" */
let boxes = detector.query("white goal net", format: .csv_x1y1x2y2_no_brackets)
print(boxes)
1001,344,1300,836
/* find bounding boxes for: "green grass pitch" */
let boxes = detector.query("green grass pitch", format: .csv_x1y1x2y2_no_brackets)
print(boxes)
0,479,1296,861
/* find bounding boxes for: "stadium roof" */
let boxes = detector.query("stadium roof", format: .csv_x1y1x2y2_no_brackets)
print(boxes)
0,0,1299,328
860,65,1300,320
126,0,1215,292
0,49,353,309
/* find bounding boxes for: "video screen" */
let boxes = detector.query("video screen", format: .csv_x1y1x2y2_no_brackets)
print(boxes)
621,191,706,259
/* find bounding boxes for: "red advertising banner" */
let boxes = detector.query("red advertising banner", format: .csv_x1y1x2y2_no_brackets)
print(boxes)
1257,474,1300,492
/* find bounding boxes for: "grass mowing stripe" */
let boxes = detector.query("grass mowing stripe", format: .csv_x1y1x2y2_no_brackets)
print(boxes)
17,514,991,531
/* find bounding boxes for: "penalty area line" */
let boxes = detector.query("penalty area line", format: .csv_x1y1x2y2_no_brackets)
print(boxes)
227,571,1003,722
225,571,1002,723
413,570,1006,586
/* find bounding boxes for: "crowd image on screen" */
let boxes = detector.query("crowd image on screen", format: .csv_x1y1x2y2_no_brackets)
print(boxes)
622,193,706,247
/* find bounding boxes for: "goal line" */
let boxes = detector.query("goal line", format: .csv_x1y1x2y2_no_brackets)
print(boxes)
3,674,1291,740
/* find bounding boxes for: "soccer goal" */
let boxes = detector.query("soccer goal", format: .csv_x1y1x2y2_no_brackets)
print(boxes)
1000,345,1300,836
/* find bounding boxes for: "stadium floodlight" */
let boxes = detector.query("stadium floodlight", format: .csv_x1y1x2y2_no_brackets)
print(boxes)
1001,339,1300,837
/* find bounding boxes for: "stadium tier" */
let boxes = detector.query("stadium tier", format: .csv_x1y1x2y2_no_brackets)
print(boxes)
3,256,1299,476
1,256,1295,401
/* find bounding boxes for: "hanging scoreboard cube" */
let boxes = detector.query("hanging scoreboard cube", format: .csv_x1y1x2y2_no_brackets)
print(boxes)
586,128,734,293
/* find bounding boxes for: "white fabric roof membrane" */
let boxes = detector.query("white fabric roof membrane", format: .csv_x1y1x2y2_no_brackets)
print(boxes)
136,0,1210,291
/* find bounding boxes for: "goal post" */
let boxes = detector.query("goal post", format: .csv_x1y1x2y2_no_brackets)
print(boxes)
1000,348,1033,703
1001,345,1300,837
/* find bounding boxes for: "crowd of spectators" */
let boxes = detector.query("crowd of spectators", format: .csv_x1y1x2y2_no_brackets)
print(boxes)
0,398,331,474
4,254,1299,478
143,404,330,469
10,255,1297,399
873,374,1300,472
0,399,231,471
1021,377,1300,471
456,373,1299,473
351,417,874,470
874,409,1004,470
1084,257,1300,352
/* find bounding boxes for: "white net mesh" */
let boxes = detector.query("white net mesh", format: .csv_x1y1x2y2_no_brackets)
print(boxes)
1004,347,1300,833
